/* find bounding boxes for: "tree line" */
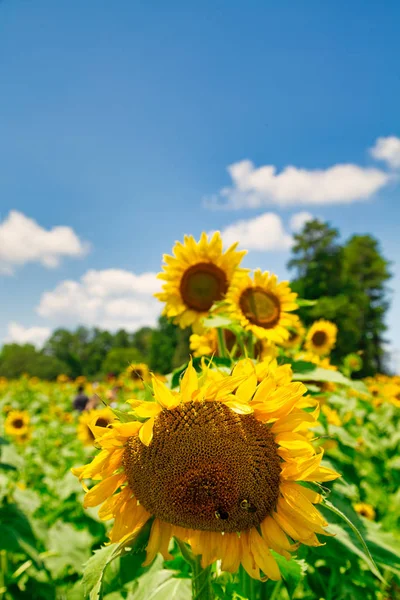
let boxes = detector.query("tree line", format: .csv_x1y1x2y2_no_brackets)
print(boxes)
0,219,392,380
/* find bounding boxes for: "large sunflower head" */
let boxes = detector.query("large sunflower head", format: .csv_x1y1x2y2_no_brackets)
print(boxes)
227,270,298,343
73,359,339,581
305,320,337,356
155,232,246,329
5,410,30,437
77,408,115,446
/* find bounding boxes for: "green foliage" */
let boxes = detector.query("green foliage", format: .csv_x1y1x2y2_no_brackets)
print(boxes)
101,347,144,375
0,343,69,380
289,219,391,376
149,316,190,375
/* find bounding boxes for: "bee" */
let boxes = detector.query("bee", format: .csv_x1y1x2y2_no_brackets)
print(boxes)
215,508,229,520
240,499,257,513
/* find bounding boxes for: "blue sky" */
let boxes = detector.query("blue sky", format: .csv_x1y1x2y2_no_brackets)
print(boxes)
1,0,399,364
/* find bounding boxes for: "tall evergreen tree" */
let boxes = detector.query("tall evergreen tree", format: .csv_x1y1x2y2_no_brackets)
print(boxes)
288,219,391,375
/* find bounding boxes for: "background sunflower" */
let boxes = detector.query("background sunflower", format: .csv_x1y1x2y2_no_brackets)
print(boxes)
305,319,338,356
155,232,247,329
226,270,299,343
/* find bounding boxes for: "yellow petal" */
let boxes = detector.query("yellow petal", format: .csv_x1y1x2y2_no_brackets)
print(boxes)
112,421,142,438
260,516,297,558
152,376,180,409
143,518,162,567
250,528,281,581
139,417,155,446
180,359,199,403
240,532,260,580
220,533,241,573
134,402,162,419
84,473,125,508
235,372,258,403
224,399,253,414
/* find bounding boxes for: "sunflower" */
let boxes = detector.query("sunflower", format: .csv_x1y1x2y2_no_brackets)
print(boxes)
227,270,298,343
155,232,246,329
295,352,337,372
57,374,69,383
354,502,375,521
305,320,337,356
344,353,362,372
5,410,30,437
77,408,115,446
281,320,306,349
189,329,240,358
73,359,339,581
126,363,150,384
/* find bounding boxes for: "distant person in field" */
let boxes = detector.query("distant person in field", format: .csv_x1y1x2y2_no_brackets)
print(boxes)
73,385,90,412
86,382,101,410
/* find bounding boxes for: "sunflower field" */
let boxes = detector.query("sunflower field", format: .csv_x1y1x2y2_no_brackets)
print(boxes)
1,233,400,600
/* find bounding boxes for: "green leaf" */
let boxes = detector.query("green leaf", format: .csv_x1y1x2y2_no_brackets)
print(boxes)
44,521,93,578
289,360,317,374
272,553,306,597
296,298,317,306
171,356,232,388
202,315,234,328
322,499,384,582
126,556,191,600
82,544,119,600
0,502,42,566
0,436,10,446
0,462,17,471
82,520,154,599
110,408,137,423
293,367,353,386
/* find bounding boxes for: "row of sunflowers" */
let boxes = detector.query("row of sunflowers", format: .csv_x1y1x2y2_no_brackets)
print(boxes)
1,232,400,600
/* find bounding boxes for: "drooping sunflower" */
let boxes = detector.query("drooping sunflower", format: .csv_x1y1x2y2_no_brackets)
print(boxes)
77,408,115,446
189,329,239,358
281,320,306,349
5,410,30,437
155,232,247,329
73,359,339,581
305,320,337,356
227,270,299,343
190,330,217,357
126,363,150,384
295,351,337,372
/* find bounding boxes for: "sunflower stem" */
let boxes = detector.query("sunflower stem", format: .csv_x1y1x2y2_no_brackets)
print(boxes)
248,333,255,359
176,539,214,600
191,557,214,600
217,328,227,358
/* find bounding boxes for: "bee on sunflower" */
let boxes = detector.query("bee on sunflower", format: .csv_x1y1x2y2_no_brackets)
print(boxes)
155,232,247,329
73,358,339,581
226,270,299,343
305,320,337,356
77,408,115,446
5,410,30,438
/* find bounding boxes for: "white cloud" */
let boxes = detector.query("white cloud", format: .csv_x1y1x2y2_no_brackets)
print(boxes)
219,212,292,251
205,138,394,210
370,136,400,169
289,211,314,232
5,322,51,348
0,211,89,275
36,269,161,332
